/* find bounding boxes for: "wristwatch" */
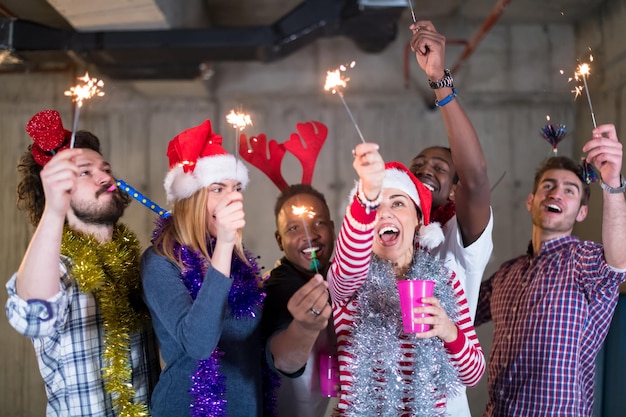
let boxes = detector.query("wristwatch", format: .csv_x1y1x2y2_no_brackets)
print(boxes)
600,175,626,193
428,69,454,89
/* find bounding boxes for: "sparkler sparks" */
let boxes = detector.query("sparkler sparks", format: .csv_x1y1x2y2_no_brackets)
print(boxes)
64,72,105,148
226,110,253,131
324,61,366,143
292,205,320,273
226,109,252,176
568,52,596,128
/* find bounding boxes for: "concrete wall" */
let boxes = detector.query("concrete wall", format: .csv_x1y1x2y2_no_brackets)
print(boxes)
4,6,623,414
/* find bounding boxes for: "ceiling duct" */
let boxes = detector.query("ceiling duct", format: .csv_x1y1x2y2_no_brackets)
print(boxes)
0,0,405,80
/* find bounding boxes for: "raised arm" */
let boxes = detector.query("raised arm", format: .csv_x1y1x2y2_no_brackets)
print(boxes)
16,148,84,300
328,143,385,304
410,20,490,246
583,124,626,269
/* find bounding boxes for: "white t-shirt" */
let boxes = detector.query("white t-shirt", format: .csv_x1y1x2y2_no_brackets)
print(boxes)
431,209,494,417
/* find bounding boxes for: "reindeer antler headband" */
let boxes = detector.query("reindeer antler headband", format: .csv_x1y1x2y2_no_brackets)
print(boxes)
238,121,328,189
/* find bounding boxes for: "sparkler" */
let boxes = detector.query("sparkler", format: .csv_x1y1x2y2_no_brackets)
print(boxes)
406,0,416,22
324,61,366,143
291,205,320,274
569,53,597,128
226,109,253,176
64,72,105,148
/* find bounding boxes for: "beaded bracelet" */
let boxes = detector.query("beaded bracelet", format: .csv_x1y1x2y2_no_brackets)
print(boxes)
435,88,458,108
356,180,383,214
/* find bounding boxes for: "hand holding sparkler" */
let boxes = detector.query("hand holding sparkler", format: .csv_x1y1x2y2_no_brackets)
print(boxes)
409,21,448,83
582,124,623,186
324,61,366,143
291,205,320,273
64,72,105,148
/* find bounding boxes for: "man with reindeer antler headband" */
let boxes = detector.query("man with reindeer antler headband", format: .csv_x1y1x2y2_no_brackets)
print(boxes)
5,110,160,416
242,121,338,417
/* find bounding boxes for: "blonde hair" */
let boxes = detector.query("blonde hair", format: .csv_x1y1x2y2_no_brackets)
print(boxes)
153,187,246,268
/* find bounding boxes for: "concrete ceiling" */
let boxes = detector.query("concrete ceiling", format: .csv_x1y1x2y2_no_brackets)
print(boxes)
0,0,606,80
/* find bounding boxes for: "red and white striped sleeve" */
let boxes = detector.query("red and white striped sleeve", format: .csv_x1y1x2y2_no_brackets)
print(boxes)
443,273,486,387
328,198,377,305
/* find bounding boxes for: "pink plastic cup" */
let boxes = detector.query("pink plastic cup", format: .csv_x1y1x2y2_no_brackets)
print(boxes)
397,279,435,333
319,353,339,397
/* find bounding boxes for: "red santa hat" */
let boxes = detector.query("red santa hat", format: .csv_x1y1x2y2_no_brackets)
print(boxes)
164,120,249,203
382,161,444,250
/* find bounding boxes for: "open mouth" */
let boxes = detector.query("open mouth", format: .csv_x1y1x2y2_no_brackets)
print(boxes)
378,226,400,246
546,204,562,213
422,183,434,192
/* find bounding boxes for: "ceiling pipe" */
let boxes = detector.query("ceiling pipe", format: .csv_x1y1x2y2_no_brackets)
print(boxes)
450,0,513,74
403,0,513,108
0,0,405,80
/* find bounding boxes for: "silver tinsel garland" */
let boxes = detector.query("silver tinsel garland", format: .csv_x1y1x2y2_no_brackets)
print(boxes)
345,250,462,417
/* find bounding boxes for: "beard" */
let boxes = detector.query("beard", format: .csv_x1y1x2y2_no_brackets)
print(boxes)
71,189,127,226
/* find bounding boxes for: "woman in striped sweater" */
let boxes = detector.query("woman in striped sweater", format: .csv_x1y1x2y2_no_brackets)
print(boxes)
328,143,485,417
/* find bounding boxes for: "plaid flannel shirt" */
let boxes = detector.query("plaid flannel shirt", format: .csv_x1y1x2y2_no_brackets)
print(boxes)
5,256,160,417
476,236,626,417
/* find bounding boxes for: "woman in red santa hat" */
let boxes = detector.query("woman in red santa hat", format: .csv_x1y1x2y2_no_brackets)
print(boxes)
328,142,485,417
141,120,276,417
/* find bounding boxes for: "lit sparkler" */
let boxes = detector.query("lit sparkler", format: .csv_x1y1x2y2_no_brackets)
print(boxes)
226,110,253,132
569,53,597,128
64,72,105,148
291,205,320,273
324,61,365,143
226,109,253,176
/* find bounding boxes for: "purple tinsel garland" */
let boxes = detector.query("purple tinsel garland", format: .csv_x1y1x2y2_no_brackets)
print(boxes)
153,217,277,417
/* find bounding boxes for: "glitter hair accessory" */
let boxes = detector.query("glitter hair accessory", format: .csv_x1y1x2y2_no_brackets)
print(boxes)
540,123,567,155
26,110,72,166
539,120,598,184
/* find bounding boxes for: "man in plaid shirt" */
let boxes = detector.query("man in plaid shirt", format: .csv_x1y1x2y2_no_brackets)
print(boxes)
5,111,160,416
476,124,626,417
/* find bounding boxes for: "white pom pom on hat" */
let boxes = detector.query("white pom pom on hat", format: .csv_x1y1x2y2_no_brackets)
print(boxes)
164,120,249,203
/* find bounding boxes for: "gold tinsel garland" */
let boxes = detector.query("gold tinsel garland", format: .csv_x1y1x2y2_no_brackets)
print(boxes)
61,224,150,417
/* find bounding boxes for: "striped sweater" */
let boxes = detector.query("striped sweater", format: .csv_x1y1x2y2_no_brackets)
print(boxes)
328,198,485,416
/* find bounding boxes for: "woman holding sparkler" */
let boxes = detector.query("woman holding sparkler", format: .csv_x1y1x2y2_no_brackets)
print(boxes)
328,143,485,417
141,120,276,417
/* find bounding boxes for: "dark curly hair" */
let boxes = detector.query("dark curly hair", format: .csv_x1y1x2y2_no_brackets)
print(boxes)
533,156,591,205
16,131,130,226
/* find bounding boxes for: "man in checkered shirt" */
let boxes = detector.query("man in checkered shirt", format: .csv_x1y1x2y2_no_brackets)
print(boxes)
5,111,160,417
476,124,626,417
